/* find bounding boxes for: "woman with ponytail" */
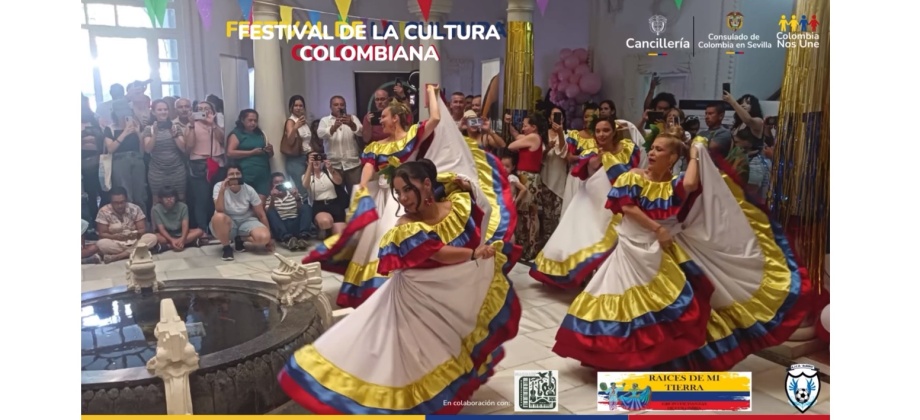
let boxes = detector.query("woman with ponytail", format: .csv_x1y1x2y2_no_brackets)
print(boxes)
280,160,521,414
553,125,812,371
302,85,442,308
531,117,642,289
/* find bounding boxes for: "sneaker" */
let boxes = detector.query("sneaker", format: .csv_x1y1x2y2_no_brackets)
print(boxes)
234,237,246,252
286,237,299,250
221,245,234,261
81,255,102,265
195,237,209,247
296,238,310,250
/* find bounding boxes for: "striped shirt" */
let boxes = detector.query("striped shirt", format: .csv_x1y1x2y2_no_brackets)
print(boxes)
266,193,299,220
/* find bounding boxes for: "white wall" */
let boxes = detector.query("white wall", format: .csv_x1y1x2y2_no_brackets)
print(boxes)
184,0,250,101
588,0,788,121
730,0,794,99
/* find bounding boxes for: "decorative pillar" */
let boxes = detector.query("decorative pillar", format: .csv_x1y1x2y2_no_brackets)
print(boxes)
771,0,830,343
252,0,286,172
408,0,453,120
503,0,535,127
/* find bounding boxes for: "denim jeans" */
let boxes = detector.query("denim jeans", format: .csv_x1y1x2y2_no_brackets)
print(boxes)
266,204,315,240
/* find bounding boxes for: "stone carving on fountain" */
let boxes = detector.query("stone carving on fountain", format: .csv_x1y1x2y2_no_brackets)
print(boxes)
271,253,333,328
82,278,328,414
146,298,200,415
126,243,165,293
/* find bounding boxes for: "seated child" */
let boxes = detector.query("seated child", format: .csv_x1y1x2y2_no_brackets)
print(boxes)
151,186,207,252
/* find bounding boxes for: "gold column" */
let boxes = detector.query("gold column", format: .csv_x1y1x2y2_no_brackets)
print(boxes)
502,0,535,127
771,0,830,296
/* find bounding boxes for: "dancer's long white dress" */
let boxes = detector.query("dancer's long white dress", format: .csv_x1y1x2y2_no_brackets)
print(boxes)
554,138,812,371
303,98,519,309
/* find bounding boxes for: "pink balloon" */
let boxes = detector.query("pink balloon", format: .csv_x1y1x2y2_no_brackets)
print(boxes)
557,67,572,80
573,48,589,62
564,56,579,69
557,80,569,92
579,72,602,95
568,73,580,84
559,48,572,59
554,62,565,73
565,84,580,98
574,64,591,75
576,92,590,103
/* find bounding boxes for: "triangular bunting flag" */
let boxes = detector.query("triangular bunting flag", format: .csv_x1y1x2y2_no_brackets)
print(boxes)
674,0,683,9
152,0,168,27
280,5,293,40
195,0,213,30
237,0,253,20
308,10,321,25
417,0,432,21
334,0,352,23
399,21,406,42
144,0,157,27
536,0,549,16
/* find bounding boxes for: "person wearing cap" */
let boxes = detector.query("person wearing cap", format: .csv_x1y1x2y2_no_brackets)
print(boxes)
463,109,504,152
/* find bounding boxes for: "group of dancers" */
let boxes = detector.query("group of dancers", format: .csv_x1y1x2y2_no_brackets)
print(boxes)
276,85,812,414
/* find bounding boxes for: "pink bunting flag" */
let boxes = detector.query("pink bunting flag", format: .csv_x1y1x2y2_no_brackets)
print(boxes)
536,0,549,16
195,0,213,30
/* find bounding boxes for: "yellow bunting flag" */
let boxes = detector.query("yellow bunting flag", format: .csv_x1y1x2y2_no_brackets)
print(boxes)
334,0,352,22
399,21,406,42
279,5,293,40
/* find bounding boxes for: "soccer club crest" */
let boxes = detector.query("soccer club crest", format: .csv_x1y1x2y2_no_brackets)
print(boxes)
726,11,744,31
785,364,821,413
649,15,667,36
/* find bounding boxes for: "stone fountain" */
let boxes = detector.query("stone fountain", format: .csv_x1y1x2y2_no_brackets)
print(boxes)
81,249,331,414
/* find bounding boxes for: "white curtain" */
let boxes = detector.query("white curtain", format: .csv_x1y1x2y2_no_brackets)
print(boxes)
219,56,251,122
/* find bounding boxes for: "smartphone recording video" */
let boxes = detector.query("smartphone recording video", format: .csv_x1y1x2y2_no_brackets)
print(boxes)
192,111,207,120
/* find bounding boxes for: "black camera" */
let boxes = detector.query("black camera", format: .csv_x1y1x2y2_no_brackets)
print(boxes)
310,152,327,161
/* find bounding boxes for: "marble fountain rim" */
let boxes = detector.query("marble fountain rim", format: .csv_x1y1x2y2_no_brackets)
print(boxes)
81,278,311,388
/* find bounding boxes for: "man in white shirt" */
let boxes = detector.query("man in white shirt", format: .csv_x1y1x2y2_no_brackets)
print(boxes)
210,164,273,261
317,95,363,186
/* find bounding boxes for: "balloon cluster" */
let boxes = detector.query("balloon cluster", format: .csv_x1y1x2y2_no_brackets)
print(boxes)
549,48,602,116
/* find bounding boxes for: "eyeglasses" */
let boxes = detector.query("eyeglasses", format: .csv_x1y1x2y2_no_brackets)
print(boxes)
685,115,699,122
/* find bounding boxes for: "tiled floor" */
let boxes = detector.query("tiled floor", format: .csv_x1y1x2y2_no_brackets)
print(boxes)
81,244,830,415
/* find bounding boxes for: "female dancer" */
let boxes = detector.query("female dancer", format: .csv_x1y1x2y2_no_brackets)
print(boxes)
531,117,641,289
280,160,521,414
553,127,811,371
303,85,442,308
305,86,518,307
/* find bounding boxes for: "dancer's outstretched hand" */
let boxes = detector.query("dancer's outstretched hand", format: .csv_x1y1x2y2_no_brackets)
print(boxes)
473,245,495,260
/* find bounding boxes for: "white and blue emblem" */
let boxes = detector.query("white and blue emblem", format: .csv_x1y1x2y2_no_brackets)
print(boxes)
785,364,820,413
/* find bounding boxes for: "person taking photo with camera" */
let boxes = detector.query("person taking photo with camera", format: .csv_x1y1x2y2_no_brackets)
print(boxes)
302,152,346,238
266,172,315,251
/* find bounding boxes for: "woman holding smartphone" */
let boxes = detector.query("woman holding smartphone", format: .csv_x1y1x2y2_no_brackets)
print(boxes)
227,109,273,201
104,104,149,213
282,95,317,197
143,99,188,203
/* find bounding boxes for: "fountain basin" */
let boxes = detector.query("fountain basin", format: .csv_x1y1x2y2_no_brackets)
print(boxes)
81,279,325,414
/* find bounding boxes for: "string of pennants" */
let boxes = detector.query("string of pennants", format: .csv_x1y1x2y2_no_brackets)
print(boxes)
185,0,438,31
147,0,684,30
